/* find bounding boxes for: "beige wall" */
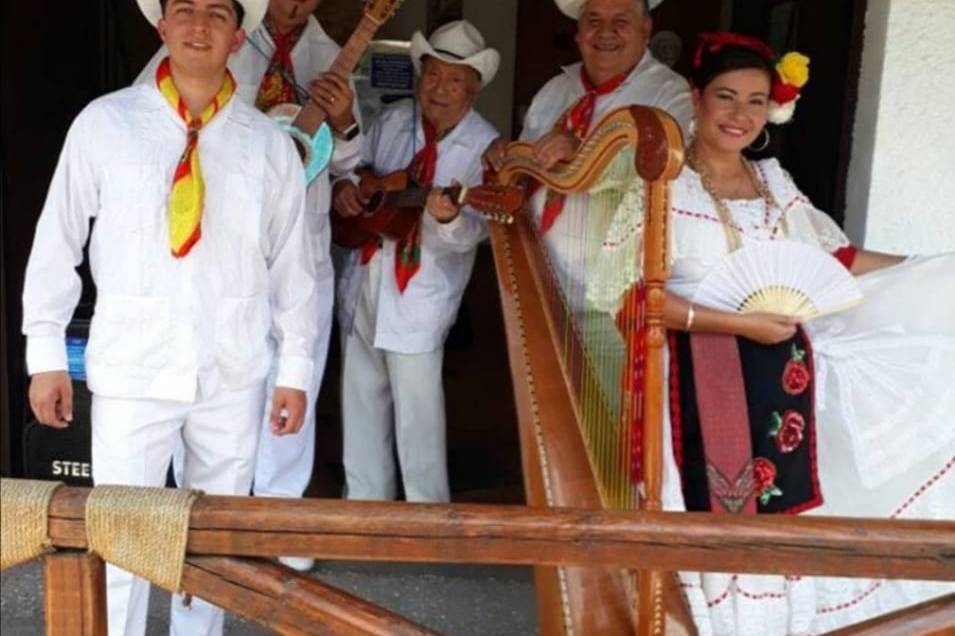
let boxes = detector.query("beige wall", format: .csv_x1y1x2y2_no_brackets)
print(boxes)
846,0,955,254
377,0,429,40
463,0,518,138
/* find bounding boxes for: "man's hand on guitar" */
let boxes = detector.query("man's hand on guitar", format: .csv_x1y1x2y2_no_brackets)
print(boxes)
333,180,366,218
308,73,355,134
532,131,580,170
481,137,509,173
426,188,461,224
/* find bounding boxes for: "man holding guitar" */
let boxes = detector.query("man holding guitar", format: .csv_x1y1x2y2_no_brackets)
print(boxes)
137,0,364,573
23,0,319,633
332,20,500,504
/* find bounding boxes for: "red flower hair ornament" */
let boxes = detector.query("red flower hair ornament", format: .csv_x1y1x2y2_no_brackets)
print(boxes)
693,32,810,124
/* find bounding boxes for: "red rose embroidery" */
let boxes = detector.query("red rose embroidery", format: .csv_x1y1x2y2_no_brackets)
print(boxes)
783,360,810,395
770,410,806,453
752,458,776,492
782,345,810,395
752,457,783,505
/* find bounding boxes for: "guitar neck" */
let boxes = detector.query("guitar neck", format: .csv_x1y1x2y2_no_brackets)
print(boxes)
291,14,382,135
388,185,464,210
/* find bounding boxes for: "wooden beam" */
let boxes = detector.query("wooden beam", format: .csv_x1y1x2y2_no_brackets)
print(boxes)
182,557,438,636
823,593,955,636
43,552,107,636
43,487,955,581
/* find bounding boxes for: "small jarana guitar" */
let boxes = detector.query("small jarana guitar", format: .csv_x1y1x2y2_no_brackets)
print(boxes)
268,0,404,184
331,167,525,248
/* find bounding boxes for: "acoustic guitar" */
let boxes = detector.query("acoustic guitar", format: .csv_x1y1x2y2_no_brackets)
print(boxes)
268,0,404,184
331,167,524,248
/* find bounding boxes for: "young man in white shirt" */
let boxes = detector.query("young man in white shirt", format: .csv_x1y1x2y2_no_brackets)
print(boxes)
483,0,691,308
331,20,500,504
136,0,360,572
22,1,319,633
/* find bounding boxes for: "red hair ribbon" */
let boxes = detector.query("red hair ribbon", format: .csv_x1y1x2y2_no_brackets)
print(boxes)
693,32,775,69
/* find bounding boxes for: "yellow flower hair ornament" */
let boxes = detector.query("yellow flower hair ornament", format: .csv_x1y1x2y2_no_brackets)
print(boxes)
769,52,810,124
693,34,810,125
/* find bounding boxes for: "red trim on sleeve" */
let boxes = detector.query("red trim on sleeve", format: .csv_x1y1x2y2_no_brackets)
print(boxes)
832,245,857,269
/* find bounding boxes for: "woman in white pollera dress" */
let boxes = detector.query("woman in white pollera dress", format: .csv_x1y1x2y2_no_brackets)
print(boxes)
588,32,955,636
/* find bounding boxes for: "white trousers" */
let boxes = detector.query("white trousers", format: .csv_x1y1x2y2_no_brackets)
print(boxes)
91,382,265,636
172,350,324,500
341,267,449,502
169,365,320,500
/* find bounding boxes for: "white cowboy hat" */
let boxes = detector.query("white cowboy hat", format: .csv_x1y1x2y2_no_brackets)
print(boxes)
410,20,501,88
555,0,665,19
137,0,268,34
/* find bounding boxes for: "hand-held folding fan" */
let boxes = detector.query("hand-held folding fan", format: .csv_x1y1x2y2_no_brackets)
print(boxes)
692,240,863,319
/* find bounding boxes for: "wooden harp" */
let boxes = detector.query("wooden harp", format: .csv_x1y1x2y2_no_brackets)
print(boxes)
487,106,691,635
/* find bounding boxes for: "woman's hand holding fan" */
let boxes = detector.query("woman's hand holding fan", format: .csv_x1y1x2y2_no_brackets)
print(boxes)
693,240,864,321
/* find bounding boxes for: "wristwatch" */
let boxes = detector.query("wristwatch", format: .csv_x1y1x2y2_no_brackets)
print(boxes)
334,122,360,142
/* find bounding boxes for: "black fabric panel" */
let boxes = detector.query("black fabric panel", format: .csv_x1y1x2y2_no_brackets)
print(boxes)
670,328,820,515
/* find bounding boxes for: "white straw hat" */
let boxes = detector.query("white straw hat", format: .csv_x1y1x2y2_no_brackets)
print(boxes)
137,0,268,34
555,0,665,19
410,20,501,88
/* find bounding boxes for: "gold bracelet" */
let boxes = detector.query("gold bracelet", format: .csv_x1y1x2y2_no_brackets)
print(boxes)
685,304,696,332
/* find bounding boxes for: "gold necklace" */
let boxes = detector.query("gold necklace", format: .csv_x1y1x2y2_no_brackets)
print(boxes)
686,144,783,253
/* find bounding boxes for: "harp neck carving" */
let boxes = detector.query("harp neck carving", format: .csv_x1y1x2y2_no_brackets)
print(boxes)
491,106,684,192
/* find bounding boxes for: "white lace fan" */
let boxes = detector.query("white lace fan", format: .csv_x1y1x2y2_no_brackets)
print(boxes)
693,240,863,319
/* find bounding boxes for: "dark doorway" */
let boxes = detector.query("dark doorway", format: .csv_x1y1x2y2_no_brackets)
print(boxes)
1,0,160,476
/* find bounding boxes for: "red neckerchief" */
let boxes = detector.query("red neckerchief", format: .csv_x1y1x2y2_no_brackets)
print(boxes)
255,20,307,112
539,68,627,234
360,118,439,293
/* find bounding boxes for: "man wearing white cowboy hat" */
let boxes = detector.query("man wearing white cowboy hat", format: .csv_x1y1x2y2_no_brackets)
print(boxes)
135,0,361,574
331,20,500,504
22,0,319,633
484,0,691,308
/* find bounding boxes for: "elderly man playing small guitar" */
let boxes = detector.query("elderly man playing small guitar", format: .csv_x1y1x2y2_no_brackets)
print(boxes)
332,20,500,504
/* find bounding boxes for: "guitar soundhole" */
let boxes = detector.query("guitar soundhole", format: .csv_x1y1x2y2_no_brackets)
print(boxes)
366,190,385,212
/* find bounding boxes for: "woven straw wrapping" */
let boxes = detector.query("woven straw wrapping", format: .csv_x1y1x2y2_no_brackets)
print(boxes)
85,485,200,593
0,479,63,570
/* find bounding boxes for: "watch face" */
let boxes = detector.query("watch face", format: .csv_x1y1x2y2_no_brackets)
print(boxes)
339,123,360,141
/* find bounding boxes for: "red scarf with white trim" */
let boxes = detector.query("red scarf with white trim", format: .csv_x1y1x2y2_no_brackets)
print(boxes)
539,69,626,234
360,118,439,293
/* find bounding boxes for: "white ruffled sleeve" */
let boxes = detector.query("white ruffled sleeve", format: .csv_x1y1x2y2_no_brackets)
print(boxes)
765,159,853,253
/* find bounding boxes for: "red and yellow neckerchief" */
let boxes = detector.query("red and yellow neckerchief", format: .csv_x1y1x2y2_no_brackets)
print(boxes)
156,57,236,258
255,20,307,112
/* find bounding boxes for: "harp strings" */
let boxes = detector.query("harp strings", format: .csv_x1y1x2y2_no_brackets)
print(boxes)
535,149,645,509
